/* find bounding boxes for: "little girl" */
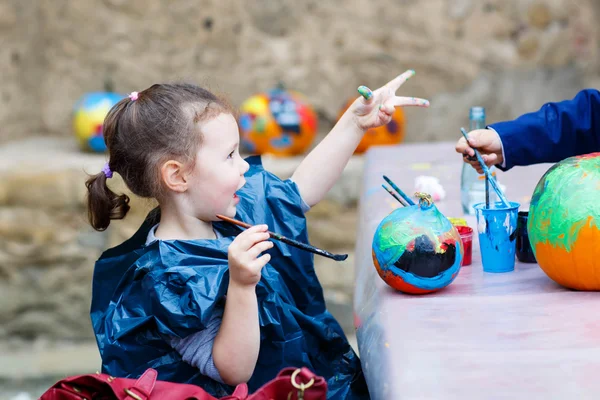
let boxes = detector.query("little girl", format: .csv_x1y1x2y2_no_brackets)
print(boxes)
87,74,429,399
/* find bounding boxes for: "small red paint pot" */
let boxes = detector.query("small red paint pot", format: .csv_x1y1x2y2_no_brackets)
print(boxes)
456,225,473,266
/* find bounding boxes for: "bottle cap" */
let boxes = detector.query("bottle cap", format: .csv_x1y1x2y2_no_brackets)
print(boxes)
470,106,485,121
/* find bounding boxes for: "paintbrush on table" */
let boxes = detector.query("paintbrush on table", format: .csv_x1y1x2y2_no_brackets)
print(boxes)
382,184,408,206
216,214,348,262
382,175,416,206
460,127,510,208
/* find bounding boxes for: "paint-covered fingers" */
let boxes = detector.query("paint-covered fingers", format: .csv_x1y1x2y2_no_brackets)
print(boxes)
357,85,374,102
462,153,498,173
463,155,484,174
360,69,416,100
384,69,416,92
455,136,474,156
378,95,430,116
462,152,477,162
391,96,430,108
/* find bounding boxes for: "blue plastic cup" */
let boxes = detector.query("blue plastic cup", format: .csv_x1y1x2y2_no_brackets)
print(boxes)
473,201,520,273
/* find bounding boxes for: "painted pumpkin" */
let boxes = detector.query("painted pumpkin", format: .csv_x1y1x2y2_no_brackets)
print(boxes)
372,193,463,294
528,153,600,290
337,98,405,154
73,92,125,153
238,86,318,157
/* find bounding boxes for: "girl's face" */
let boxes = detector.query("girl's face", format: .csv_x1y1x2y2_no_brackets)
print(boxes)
187,112,249,220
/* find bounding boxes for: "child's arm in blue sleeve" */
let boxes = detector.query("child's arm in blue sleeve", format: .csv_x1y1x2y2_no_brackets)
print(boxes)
490,89,600,170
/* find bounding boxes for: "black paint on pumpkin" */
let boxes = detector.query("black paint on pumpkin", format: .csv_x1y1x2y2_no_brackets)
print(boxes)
394,234,456,278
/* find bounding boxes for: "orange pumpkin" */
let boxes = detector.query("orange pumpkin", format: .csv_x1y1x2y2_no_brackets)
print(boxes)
337,98,406,154
528,153,600,290
238,87,318,157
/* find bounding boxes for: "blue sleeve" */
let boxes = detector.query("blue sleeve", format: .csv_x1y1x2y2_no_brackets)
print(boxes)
489,89,600,170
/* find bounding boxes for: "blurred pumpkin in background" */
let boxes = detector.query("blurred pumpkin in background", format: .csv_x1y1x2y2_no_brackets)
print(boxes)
238,85,318,157
73,92,124,153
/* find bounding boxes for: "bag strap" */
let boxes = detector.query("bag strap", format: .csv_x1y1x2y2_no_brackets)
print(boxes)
123,368,158,400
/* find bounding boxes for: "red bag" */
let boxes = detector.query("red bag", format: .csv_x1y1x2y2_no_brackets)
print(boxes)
245,368,327,400
39,366,327,400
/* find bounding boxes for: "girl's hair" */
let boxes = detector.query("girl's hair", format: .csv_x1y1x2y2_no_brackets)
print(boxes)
86,83,232,231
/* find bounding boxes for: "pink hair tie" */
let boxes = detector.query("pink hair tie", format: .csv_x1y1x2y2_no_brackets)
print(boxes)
128,91,139,101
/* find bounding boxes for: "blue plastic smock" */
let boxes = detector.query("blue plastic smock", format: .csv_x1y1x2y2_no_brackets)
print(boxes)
90,156,369,399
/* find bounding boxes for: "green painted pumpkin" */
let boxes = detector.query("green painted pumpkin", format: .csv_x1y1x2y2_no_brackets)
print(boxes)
528,153,600,290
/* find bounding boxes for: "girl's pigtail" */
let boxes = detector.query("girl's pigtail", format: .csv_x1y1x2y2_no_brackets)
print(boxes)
85,170,130,231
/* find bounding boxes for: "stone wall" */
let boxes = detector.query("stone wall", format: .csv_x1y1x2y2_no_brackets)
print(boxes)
1,0,599,144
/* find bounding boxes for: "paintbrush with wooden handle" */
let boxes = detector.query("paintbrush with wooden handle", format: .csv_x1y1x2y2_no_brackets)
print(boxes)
216,214,348,262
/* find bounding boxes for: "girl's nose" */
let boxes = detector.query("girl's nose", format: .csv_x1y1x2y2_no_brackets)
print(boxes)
241,158,250,174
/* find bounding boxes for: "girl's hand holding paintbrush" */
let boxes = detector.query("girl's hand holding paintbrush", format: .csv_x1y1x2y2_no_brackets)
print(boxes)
218,214,348,261
227,224,273,287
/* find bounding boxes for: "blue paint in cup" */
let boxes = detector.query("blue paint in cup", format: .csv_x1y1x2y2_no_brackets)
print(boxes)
473,201,520,273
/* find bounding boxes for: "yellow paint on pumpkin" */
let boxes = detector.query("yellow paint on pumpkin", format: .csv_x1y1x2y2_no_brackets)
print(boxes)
534,216,600,290
73,107,109,142
243,96,269,115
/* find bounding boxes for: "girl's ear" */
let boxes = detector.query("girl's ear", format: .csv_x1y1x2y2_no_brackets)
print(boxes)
160,160,188,193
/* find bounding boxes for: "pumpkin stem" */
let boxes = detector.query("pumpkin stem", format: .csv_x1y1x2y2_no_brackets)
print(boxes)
103,76,115,93
415,192,433,208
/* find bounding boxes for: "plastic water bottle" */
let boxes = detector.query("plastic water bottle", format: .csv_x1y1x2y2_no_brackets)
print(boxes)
460,107,498,215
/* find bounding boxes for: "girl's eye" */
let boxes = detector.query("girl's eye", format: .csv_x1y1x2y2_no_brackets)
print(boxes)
228,151,235,159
